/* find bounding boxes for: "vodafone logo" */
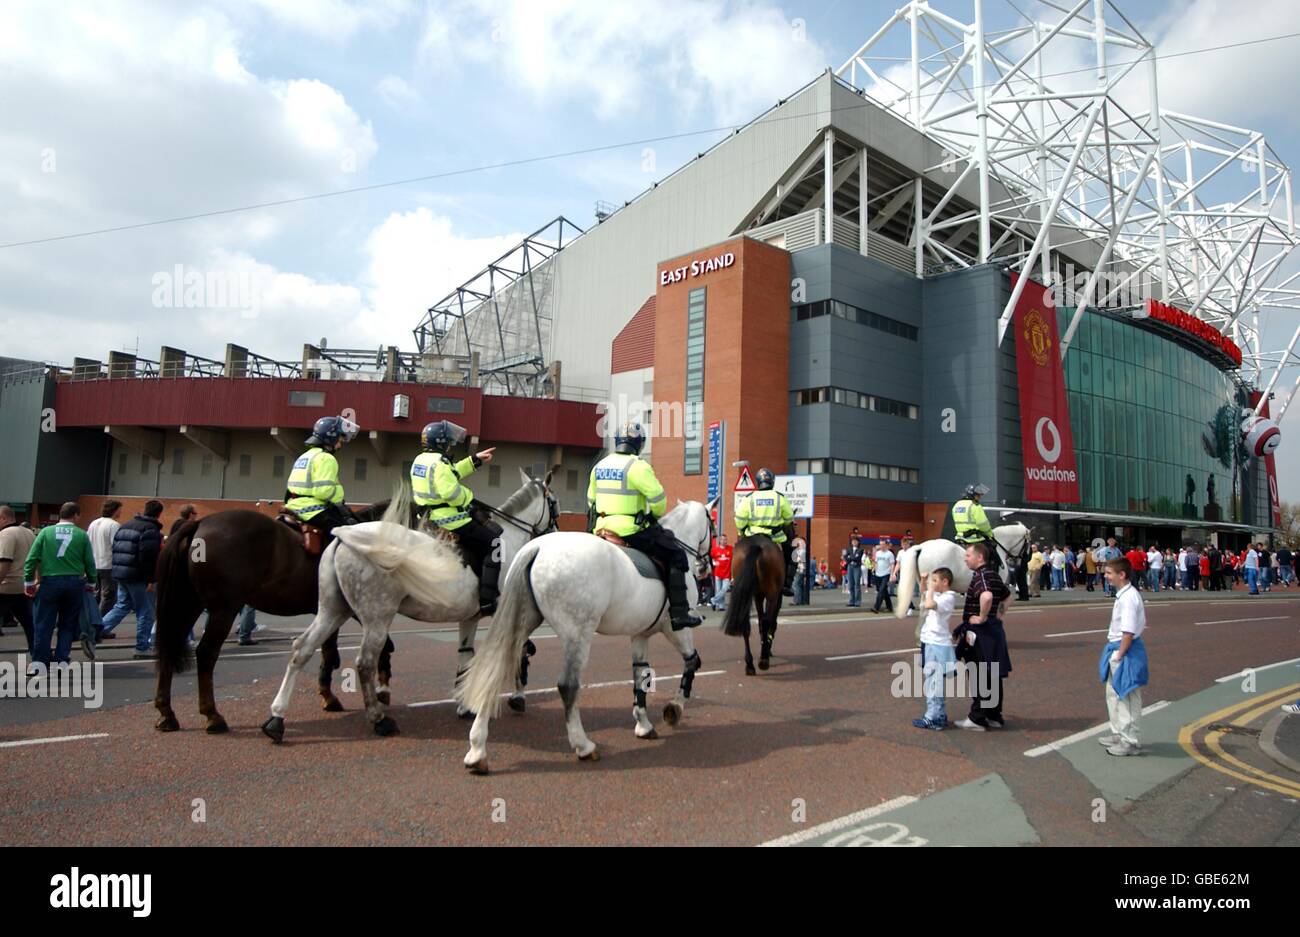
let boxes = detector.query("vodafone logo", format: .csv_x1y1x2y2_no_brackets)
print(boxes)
1034,417,1062,463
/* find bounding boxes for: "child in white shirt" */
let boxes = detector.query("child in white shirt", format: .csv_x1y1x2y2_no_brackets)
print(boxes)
913,568,961,730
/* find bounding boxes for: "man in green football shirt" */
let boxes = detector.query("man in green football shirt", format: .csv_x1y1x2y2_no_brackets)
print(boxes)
24,502,97,665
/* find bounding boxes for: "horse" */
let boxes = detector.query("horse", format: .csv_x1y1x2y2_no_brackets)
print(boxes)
454,499,716,774
721,534,786,675
260,470,559,742
892,523,1031,621
153,498,394,734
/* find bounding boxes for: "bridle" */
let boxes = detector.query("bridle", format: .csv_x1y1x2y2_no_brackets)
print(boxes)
479,480,559,538
670,503,716,578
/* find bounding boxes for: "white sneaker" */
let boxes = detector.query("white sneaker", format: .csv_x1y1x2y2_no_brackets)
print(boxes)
954,718,986,732
1106,741,1141,756
1098,733,1120,746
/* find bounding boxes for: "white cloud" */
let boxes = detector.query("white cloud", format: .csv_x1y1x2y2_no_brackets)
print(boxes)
419,0,826,124
376,74,421,110
242,0,413,42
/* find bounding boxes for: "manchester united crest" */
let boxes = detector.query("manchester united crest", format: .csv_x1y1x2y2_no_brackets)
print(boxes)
1022,308,1052,367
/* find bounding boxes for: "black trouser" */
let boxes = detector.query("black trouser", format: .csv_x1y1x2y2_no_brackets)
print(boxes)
450,517,503,605
309,502,358,536
624,525,693,616
0,593,34,653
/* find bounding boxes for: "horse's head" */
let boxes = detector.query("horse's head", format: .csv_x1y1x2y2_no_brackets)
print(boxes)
994,522,1031,560
515,466,561,535
664,498,715,579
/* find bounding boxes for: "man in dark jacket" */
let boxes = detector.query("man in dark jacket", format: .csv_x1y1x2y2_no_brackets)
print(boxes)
100,499,165,659
953,541,1012,730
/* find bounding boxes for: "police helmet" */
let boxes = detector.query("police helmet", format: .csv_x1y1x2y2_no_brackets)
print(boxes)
614,422,646,455
964,483,990,499
307,415,359,447
756,468,775,491
422,420,468,453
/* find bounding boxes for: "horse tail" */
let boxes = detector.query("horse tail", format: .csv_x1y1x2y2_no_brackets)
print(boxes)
722,539,761,637
379,479,413,529
894,543,918,620
456,542,543,719
155,520,202,675
333,522,466,611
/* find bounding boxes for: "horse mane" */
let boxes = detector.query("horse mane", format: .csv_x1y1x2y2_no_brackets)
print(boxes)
499,477,543,516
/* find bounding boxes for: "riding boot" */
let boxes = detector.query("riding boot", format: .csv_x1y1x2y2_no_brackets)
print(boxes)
478,556,501,616
667,566,702,630
780,540,796,596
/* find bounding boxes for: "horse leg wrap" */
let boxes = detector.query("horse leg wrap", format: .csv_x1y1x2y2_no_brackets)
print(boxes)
519,639,537,688
632,662,653,709
679,651,702,699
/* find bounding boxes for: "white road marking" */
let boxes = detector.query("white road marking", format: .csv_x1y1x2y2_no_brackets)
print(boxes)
1043,628,1109,638
1023,701,1170,758
1194,616,1290,626
759,795,919,847
0,733,110,749
1215,656,1300,683
406,670,726,708
825,648,916,662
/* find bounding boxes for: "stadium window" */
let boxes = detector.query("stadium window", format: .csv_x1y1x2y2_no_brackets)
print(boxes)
202,453,213,477
833,459,846,475
239,454,251,477
140,453,149,474
427,397,465,414
868,464,879,480
272,455,284,479
118,452,128,475
171,449,184,475
488,464,501,488
354,458,367,481
288,391,325,407
809,459,825,474
567,469,578,491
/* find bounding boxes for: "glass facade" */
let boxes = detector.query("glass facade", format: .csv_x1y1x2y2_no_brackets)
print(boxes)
1057,308,1239,523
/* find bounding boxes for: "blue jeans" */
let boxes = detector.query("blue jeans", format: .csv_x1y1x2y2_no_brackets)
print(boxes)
32,576,87,666
922,643,957,723
238,605,258,640
710,577,730,610
847,566,862,605
1247,568,1259,594
1051,568,1064,591
1147,568,1160,592
101,580,155,652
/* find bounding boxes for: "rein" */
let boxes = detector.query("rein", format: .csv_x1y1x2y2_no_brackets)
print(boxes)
479,484,559,537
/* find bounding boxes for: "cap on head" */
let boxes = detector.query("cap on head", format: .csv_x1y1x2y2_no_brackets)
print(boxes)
614,422,646,455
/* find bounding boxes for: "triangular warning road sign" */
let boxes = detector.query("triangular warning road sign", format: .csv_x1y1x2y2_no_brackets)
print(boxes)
734,466,755,492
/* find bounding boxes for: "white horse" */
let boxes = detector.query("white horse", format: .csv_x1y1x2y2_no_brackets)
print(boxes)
454,499,716,774
893,523,1031,620
261,470,559,742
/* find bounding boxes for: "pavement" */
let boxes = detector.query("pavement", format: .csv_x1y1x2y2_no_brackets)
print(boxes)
1,583,1299,846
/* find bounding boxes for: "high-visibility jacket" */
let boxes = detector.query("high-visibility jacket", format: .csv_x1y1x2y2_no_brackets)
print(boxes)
285,447,344,520
586,452,666,537
411,451,477,531
736,490,793,543
952,498,992,541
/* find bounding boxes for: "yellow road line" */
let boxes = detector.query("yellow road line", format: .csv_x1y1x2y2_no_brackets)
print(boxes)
1179,683,1300,798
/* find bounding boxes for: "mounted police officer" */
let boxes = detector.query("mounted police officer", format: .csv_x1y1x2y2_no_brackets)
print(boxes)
952,483,994,544
285,415,360,535
411,420,502,617
588,422,701,630
735,468,796,596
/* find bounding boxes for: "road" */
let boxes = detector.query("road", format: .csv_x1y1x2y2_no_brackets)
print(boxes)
1,589,1298,846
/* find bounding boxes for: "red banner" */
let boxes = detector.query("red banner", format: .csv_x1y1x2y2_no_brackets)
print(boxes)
1012,273,1081,503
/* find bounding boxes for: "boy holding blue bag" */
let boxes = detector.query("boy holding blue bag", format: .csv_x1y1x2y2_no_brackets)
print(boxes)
1100,558,1148,756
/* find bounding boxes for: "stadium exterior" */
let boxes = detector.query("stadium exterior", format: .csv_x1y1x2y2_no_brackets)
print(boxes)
3,1,1296,564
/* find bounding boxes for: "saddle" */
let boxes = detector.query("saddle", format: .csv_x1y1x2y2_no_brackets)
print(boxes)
276,510,324,556
594,529,663,581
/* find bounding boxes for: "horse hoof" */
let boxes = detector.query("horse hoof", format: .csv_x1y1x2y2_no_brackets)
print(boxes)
373,715,400,737
745,665,757,676
578,746,600,762
466,759,490,775
507,694,526,714
205,717,229,735
663,703,682,726
155,715,180,733
261,716,285,744
377,690,391,707
638,728,659,740
458,708,476,720
320,695,344,713
758,658,770,671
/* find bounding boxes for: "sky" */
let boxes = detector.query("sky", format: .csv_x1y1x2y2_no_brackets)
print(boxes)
3,0,1300,493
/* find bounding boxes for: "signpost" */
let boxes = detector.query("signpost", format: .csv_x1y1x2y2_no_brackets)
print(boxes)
733,464,755,524
775,474,816,601
706,420,725,531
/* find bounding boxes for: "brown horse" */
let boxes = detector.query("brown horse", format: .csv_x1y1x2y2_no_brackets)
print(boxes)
721,534,786,675
153,502,392,734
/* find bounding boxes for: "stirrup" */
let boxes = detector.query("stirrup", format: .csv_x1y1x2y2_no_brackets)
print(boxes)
670,609,702,631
